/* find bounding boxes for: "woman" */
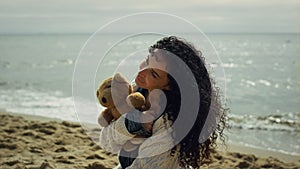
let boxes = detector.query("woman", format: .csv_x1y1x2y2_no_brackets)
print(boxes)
100,36,227,169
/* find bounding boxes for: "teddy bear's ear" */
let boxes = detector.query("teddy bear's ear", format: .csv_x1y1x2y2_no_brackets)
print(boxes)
113,73,127,83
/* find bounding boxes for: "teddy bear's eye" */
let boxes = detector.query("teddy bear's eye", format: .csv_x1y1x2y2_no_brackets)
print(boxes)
102,97,107,103
106,85,111,88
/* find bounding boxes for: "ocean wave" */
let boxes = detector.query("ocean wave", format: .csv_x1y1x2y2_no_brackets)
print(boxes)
228,113,300,132
0,81,8,86
53,59,74,65
0,61,11,68
0,89,77,122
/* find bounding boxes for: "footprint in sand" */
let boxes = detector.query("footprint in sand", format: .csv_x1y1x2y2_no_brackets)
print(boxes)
86,154,105,160
54,147,68,153
54,156,75,164
0,143,17,150
86,162,110,169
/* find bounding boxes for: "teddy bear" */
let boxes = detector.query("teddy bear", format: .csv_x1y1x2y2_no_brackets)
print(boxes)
96,73,148,151
96,73,146,127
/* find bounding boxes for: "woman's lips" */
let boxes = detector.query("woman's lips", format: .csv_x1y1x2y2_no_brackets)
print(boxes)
136,74,144,84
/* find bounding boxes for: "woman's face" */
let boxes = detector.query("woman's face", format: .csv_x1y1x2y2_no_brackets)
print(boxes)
135,53,170,91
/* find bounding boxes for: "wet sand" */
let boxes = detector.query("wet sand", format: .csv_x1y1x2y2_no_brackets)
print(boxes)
0,112,299,169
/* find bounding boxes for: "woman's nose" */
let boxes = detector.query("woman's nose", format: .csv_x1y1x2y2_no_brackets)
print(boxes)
137,69,148,78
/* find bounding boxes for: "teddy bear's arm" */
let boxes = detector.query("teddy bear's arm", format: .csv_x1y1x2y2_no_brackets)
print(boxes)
98,109,114,127
99,115,136,153
126,92,146,109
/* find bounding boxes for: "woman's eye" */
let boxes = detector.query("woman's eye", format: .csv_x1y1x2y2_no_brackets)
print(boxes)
151,71,158,79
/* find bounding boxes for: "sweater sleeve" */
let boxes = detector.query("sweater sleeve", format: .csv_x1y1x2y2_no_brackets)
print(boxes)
125,116,181,169
99,114,135,154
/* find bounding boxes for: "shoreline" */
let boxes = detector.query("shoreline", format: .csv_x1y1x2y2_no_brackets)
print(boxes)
1,112,299,168
220,142,300,163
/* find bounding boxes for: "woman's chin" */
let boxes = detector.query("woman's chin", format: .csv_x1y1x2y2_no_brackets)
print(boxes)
135,78,144,89
135,78,141,86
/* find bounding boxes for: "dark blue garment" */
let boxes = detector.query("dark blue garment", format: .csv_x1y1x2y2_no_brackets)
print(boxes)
136,87,148,98
119,148,138,169
119,87,150,169
125,110,152,136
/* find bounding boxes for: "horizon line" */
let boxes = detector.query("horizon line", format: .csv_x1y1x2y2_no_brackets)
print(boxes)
0,32,299,35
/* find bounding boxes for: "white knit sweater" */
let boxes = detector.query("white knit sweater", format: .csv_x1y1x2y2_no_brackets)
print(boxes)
99,114,182,169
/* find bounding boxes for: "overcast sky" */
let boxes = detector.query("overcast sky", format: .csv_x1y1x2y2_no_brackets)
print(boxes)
0,0,299,34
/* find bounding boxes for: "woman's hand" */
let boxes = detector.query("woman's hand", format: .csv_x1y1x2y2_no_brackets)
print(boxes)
140,110,157,132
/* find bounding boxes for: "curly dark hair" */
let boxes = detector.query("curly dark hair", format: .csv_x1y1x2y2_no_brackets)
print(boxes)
149,36,228,168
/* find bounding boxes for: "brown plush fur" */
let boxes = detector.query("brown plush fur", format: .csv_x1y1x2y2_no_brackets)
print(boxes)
96,73,147,152
96,73,145,127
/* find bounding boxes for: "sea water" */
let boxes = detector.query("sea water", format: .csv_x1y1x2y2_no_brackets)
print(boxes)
0,33,299,156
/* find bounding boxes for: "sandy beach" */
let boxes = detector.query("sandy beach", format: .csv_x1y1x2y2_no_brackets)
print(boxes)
0,112,299,169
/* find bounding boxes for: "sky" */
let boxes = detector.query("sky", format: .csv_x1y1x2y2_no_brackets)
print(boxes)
0,0,299,34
